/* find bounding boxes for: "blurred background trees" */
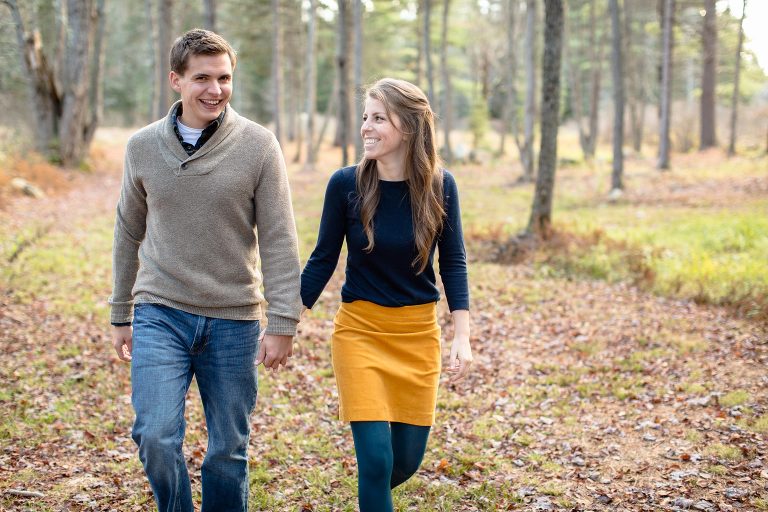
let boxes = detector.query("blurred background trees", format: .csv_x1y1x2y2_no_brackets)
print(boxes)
0,0,766,176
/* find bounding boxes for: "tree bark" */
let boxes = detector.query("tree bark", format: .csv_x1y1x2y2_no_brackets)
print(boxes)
498,0,517,157
526,0,563,238
203,0,216,32
624,0,647,154
699,0,717,149
144,0,159,123
156,0,174,119
440,0,453,163
83,0,107,150
304,0,318,170
272,0,283,146
337,0,350,166
353,0,363,162
727,0,746,157
657,0,674,171
3,0,106,167
423,0,435,107
609,0,624,191
518,0,536,182
3,0,60,155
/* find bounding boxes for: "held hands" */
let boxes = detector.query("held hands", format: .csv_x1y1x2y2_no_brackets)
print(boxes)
255,332,294,372
446,333,472,384
112,325,133,362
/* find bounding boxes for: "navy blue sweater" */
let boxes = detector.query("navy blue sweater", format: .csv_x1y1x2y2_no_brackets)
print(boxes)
300,166,469,312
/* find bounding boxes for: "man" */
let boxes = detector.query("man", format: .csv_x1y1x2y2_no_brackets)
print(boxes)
109,29,301,511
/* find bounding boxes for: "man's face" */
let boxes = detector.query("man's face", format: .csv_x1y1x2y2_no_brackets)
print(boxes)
169,53,233,129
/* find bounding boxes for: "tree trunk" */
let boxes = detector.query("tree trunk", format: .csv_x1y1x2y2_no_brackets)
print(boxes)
203,0,216,32
624,0,646,154
440,0,453,164
423,0,435,107
144,0,158,122
304,0,318,171
566,0,603,162
271,0,283,146
337,0,350,166
316,73,338,155
526,0,563,238
353,0,363,162
699,0,717,149
4,0,60,155
416,0,424,88
728,0,746,157
498,0,517,157
83,0,107,150
657,0,674,171
3,0,105,167
156,0,174,119
518,0,536,182
609,0,624,192
586,0,603,160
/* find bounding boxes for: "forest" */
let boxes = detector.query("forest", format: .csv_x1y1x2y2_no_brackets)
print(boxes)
0,0,767,510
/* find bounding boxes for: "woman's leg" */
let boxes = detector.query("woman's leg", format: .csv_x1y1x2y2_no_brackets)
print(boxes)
390,422,431,489
351,421,394,512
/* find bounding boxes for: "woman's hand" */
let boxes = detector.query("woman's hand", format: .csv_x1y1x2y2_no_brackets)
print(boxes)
445,309,472,384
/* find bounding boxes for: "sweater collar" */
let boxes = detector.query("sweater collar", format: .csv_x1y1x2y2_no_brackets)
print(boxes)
160,100,238,164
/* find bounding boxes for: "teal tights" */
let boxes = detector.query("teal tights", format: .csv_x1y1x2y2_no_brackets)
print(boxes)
350,421,431,512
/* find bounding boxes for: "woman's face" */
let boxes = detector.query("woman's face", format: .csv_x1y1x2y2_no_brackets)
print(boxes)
361,98,407,166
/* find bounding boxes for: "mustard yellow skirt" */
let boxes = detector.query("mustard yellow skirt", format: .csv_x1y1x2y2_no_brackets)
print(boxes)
331,300,441,426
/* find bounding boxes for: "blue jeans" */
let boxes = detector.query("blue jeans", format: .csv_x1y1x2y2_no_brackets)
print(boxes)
131,304,259,512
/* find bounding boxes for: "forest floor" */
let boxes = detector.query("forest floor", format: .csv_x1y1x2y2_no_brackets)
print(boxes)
0,130,766,511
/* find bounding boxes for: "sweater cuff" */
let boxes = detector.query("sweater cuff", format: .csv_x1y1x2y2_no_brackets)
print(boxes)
110,302,134,325
265,314,298,336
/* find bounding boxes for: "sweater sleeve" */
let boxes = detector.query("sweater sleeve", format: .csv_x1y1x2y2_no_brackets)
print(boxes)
254,138,303,335
300,170,348,308
437,171,469,311
109,146,147,324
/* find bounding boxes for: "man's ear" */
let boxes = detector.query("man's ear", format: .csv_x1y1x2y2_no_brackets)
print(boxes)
169,71,181,93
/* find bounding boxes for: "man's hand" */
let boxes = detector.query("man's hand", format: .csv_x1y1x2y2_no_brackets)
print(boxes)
255,334,294,372
112,325,133,362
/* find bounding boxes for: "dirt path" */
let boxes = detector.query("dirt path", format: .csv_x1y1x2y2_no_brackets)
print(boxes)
0,141,766,511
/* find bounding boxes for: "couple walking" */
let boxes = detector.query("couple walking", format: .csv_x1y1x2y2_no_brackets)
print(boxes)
109,29,472,512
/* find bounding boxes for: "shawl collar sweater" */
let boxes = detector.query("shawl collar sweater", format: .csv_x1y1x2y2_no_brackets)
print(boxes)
109,101,301,335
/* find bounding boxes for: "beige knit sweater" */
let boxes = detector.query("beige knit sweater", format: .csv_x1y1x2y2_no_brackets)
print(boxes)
109,102,301,335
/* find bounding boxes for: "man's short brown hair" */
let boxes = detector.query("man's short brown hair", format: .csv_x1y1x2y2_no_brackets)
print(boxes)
170,29,237,75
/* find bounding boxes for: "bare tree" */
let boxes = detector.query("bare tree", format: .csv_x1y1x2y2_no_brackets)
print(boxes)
657,0,674,171
700,0,717,149
498,0,517,157
203,0,216,32
423,0,435,106
144,0,159,122
518,0,536,182
728,0,746,157
353,0,363,162
2,0,106,167
337,0,350,166
526,0,563,238
156,0,174,119
272,0,283,146
439,0,453,163
567,0,603,162
609,0,624,192
623,0,648,154
304,0,318,170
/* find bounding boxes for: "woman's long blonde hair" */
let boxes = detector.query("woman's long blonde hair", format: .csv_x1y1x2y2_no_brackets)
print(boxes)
355,78,445,274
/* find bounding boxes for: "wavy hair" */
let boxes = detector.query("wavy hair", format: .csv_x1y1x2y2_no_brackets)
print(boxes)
355,78,445,274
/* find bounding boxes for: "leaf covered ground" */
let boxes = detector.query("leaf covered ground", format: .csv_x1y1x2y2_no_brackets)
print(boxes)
0,132,766,511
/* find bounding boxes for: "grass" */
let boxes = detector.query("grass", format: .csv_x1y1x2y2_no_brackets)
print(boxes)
1,136,767,510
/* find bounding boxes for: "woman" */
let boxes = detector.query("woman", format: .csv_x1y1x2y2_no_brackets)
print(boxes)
300,78,472,510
